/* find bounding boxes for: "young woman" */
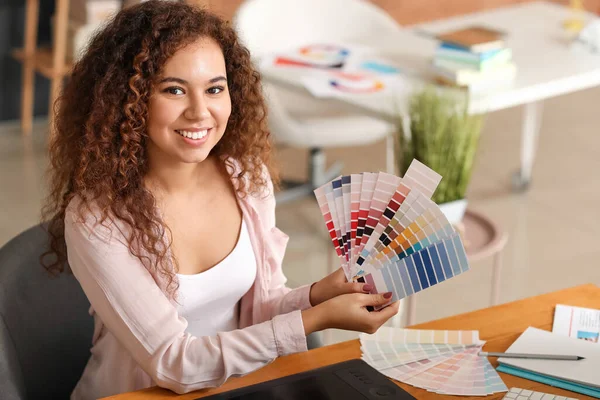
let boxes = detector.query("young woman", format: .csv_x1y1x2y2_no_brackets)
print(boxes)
42,2,399,399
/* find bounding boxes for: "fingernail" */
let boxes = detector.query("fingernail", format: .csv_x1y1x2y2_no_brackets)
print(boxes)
363,284,373,292
384,292,393,299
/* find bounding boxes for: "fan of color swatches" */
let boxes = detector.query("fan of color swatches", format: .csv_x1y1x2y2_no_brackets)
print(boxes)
314,159,471,304
360,328,508,396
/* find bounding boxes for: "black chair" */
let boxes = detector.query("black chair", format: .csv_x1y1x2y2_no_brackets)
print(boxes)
0,224,93,400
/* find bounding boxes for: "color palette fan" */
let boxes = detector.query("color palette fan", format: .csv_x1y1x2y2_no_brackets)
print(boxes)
360,327,508,396
314,159,471,305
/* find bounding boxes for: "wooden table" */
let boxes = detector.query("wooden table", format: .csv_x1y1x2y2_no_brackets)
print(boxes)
261,2,600,189
106,284,599,400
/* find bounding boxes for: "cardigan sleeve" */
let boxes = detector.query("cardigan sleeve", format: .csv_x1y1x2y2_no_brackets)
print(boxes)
65,207,307,394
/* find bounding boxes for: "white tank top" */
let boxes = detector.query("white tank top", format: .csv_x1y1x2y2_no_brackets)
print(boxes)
176,219,256,337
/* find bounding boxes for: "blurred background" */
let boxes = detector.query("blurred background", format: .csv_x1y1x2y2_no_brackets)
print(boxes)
1,0,599,345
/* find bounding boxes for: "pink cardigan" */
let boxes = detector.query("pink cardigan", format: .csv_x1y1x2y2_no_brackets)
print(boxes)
65,168,312,400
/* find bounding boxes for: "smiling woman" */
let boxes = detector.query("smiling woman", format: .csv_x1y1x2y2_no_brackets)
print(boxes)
148,39,231,164
39,2,400,399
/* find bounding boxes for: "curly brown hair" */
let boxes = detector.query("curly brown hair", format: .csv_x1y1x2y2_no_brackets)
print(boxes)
41,0,276,298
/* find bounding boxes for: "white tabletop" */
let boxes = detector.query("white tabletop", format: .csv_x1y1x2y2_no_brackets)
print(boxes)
260,1,600,118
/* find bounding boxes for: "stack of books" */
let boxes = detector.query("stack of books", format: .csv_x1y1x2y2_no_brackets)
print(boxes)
432,26,517,92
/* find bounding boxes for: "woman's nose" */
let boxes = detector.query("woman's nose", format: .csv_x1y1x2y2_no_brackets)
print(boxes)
184,95,210,120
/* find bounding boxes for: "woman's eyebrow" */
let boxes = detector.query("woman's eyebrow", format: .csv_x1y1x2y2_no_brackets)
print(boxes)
158,77,187,84
208,76,227,84
157,76,226,84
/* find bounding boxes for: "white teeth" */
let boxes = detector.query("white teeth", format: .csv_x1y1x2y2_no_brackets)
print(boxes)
176,129,208,140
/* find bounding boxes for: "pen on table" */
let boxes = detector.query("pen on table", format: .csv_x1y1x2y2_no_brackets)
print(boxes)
478,351,585,361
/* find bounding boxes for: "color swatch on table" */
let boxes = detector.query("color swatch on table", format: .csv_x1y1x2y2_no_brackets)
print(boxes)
364,327,482,345
360,328,508,396
263,42,406,99
272,44,350,69
314,159,469,304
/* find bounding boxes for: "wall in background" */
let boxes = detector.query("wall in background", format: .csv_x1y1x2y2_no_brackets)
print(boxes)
208,0,590,23
1,0,597,122
372,0,544,24
374,0,600,24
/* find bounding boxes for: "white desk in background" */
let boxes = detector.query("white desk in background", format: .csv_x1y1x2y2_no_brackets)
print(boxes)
260,1,600,190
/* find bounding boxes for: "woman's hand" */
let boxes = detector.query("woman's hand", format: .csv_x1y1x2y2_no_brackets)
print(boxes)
309,267,373,306
302,292,400,335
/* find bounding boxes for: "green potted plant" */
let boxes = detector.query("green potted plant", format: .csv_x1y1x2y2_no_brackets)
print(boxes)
395,87,484,224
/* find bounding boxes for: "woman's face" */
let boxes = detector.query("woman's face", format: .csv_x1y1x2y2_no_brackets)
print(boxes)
147,37,232,166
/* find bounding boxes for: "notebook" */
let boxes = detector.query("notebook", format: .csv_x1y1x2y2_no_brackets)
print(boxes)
436,26,505,53
497,327,600,398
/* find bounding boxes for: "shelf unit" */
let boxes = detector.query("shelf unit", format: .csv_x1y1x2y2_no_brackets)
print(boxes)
12,0,211,136
12,0,69,135
11,48,74,79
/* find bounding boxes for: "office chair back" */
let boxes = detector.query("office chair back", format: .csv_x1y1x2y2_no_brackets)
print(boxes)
234,0,402,59
0,224,93,400
261,83,311,147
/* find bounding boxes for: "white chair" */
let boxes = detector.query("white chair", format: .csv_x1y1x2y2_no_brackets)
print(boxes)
234,0,402,59
234,0,403,203
263,83,396,203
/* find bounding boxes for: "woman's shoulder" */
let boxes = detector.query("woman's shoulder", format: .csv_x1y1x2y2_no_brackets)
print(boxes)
65,195,130,246
66,195,110,226
225,157,274,200
224,157,277,226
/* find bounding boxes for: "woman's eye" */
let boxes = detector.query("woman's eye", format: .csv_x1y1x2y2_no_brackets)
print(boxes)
164,87,184,95
207,86,225,95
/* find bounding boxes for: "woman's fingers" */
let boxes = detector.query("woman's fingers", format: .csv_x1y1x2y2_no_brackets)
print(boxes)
342,281,372,294
365,299,400,333
360,292,394,307
334,282,371,296
318,293,400,334
374,300,400,321
355,297,399,334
